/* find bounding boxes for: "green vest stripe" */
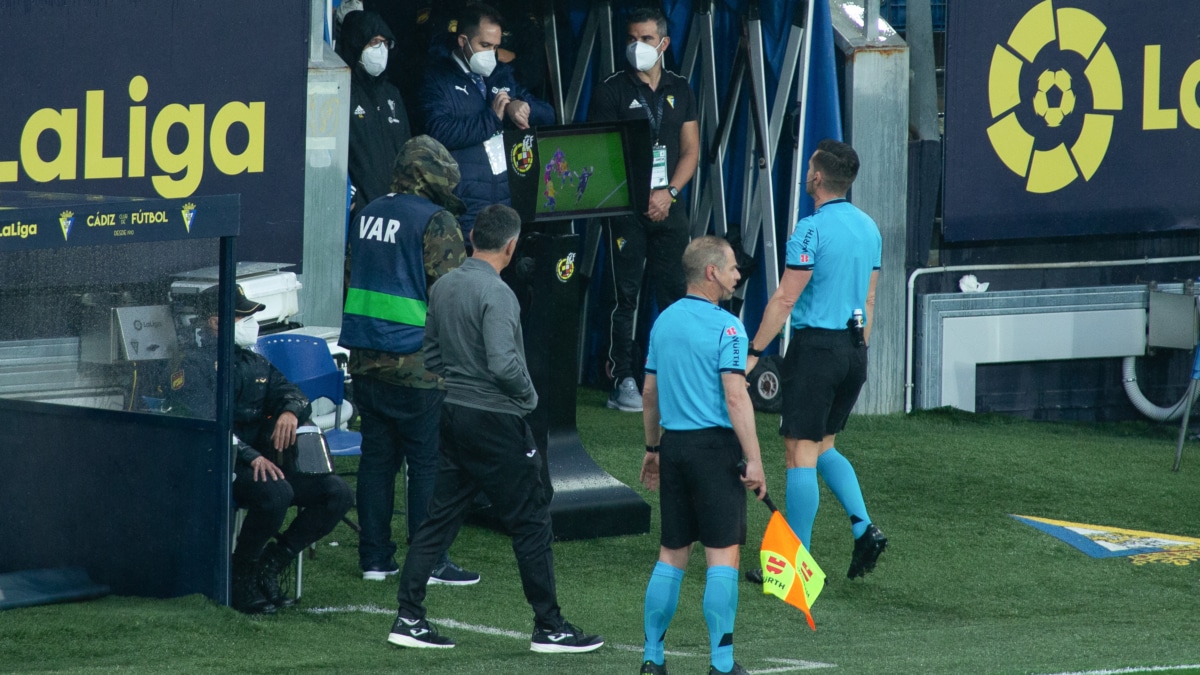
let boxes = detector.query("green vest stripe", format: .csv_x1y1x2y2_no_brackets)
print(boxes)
344,288,427,327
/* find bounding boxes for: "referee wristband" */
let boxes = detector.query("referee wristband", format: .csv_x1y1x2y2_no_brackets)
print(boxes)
747,345,764,357
646,445,660,454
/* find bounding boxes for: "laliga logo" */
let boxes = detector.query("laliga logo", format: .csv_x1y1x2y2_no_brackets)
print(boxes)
987,0,1122,193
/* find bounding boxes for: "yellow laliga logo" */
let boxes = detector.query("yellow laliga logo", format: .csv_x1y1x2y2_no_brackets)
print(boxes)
0,221,38,239
987,0,1122,194
0,75,265,200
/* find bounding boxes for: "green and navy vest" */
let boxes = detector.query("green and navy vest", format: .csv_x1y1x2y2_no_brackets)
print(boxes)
341,193,443,354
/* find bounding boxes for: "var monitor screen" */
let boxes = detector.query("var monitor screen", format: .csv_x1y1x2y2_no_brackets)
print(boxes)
504,120,650,223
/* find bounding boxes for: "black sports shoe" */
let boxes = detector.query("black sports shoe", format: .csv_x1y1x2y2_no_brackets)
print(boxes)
708,663,748,675
744,568,764,585
428,559,480,586
847,523,888,579
640,659,668,674
362,559,399,581
387,614,455,649
530,620,604,653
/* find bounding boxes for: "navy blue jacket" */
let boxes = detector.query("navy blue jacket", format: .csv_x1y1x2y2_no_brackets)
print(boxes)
419,43,554,239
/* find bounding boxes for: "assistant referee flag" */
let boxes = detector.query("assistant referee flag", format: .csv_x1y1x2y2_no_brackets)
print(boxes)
760,511,826,630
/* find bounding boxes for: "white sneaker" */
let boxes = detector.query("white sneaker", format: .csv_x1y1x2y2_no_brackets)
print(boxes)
606,377,643,412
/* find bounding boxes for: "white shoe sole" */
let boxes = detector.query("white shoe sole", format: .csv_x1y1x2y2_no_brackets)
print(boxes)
605,400,643,412
387,632,455,649
362,570,398,581
530,640,605,654
428,575,480,586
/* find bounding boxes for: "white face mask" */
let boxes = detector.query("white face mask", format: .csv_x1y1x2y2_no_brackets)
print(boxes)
463,41,497,78
233,317,260,347
626,39,663,72
361,43,388,77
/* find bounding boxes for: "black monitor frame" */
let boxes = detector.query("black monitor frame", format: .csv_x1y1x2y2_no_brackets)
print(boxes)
504,119,652,225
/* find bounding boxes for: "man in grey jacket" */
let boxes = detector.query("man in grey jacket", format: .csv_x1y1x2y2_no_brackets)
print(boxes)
387,204,604,655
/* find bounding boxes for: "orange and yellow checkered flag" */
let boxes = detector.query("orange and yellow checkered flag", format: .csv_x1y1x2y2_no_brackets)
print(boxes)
759,506,826,630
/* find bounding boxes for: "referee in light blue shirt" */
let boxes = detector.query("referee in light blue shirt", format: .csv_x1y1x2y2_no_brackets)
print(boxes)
638,236,765,675
746,139,887,582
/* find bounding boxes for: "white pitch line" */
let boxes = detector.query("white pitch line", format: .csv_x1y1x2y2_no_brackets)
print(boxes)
754,657,838,672
308,605,835,671
309,605,702,656
1035,666,1200,675
594,179,628,208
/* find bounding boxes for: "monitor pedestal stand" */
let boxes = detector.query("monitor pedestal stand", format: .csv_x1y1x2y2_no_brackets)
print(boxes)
470,227,650,541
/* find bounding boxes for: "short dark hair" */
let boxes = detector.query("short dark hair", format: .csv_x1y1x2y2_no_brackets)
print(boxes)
471,204,522,252
812,139,859,194
627,7,668,38
682,236,732,286
458,2,504,38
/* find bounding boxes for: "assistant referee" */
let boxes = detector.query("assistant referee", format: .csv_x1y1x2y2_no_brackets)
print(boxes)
638,236,765,675
746,139,887,580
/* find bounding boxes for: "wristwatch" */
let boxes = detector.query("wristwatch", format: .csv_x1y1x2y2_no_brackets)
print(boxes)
666,185,679,201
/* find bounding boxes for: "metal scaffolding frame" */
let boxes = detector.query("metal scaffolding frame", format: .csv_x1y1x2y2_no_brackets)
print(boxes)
684,1,814,314
542,1,818,372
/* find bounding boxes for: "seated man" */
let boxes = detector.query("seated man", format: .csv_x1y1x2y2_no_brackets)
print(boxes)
170,285,354,614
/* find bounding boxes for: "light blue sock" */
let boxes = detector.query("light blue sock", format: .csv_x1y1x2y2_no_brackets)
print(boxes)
643,561,684,665
785,467,819,550
817,448,871,538
703,565,739,673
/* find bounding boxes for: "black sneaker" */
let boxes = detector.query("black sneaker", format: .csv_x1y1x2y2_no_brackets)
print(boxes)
640,659,668,674
744,568,764,585
708,663,748,675
362,559,399,581
387,614,455,649
847,523,888,579
428,559,480,586
530,620,604,653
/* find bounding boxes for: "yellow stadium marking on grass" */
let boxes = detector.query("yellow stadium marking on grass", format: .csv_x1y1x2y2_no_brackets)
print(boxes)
308,605,836,671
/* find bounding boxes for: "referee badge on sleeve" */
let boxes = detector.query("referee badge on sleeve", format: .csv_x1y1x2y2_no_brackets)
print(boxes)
726,326,738,336
799,253,811,264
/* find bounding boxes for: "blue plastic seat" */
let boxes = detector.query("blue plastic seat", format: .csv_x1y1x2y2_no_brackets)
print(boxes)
253,334,362,456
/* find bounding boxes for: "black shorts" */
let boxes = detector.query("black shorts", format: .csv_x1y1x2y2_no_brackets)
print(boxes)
659,427,747,550
779,328,868,442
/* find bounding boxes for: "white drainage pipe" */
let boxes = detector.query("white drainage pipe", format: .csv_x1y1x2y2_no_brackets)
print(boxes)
1122,356,1200,422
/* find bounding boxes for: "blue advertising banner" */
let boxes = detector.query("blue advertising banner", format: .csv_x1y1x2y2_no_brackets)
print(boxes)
0,194,239,252
0,0,309,264
944,0,1200,241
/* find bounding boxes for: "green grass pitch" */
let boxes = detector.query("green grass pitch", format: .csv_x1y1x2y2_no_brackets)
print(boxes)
2,391,1199,674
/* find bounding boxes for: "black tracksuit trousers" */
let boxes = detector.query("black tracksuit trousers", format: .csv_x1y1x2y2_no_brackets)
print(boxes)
395,403,564,628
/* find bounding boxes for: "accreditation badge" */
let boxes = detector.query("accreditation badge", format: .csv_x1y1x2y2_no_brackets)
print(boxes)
650,143,669,189
485,133,507,175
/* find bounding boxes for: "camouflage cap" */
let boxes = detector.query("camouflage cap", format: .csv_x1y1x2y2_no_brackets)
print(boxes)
392,135,467,216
